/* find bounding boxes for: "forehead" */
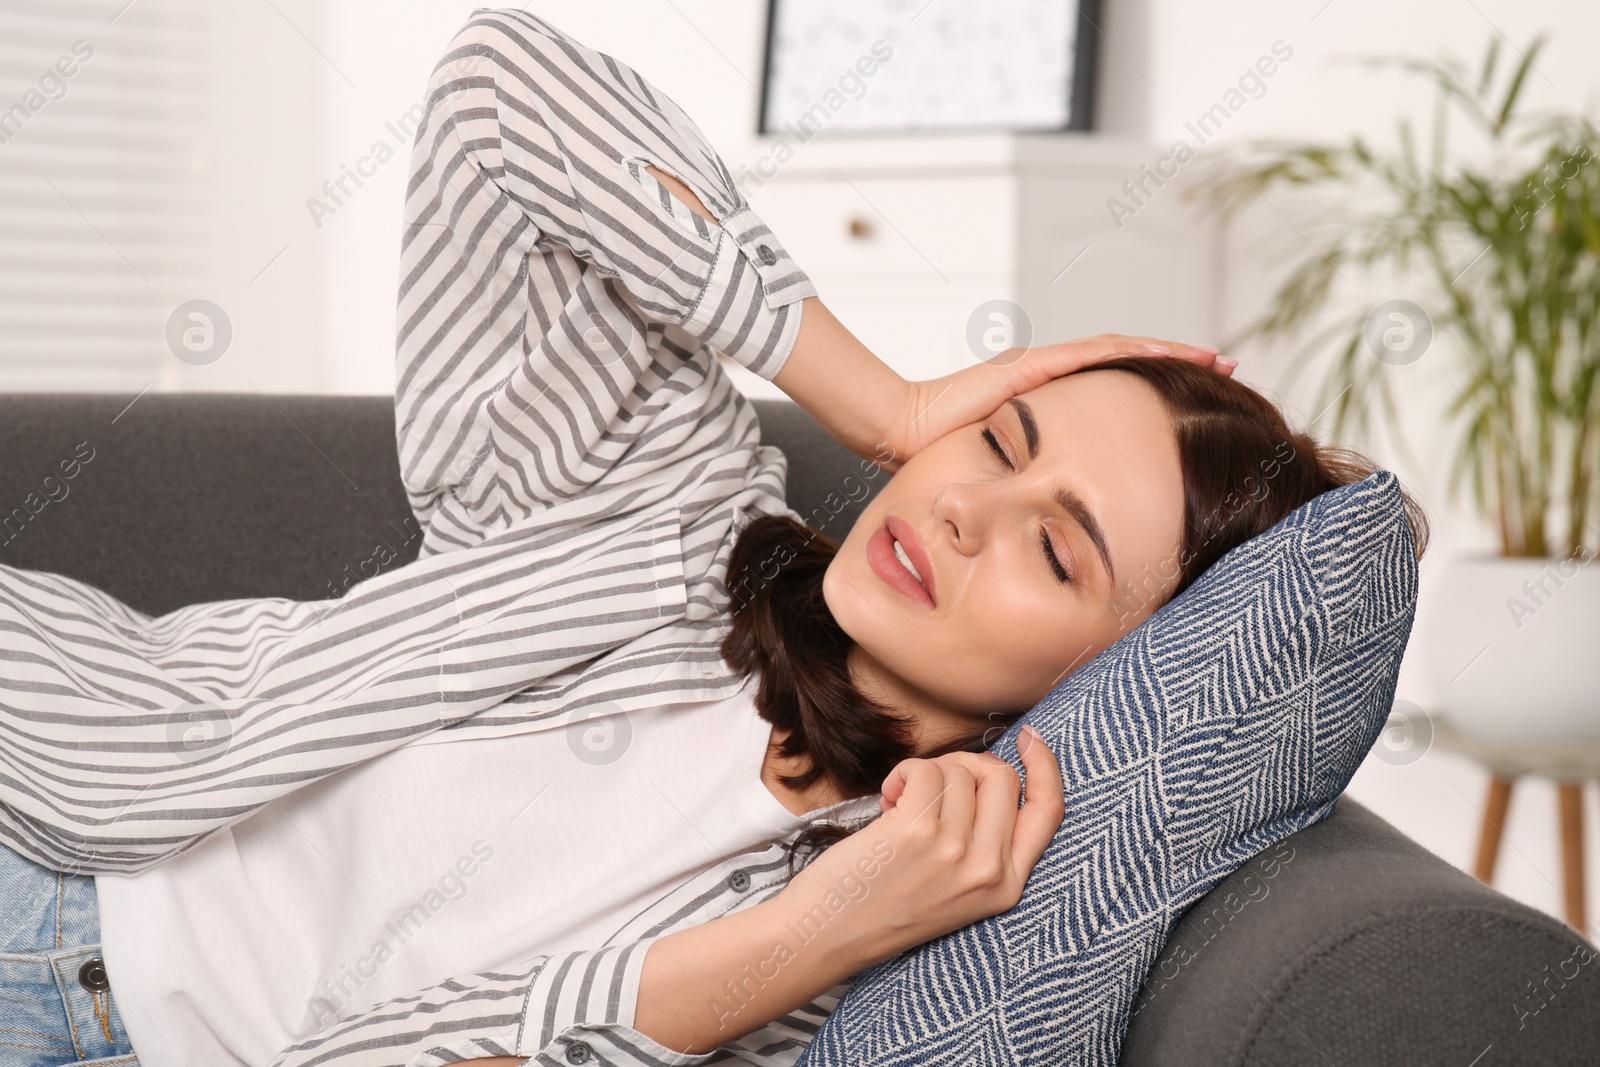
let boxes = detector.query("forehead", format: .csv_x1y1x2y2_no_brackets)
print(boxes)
1015,370,1177,467
1011,370,1185,573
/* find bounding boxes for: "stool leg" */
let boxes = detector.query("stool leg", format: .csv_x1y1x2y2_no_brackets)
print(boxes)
1557,783,1588,936
1473,775,1515,884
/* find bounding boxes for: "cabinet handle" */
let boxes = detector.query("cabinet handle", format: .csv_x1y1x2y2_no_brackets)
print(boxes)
847,216,874,240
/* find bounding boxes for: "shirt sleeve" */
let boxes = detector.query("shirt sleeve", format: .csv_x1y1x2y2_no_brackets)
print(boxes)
267,846,861,1067
265,945,712,1067
0,505,689,874
395,7,814,551
433,7,816,377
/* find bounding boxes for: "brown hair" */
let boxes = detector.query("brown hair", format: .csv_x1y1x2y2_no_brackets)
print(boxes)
723,356,1429,858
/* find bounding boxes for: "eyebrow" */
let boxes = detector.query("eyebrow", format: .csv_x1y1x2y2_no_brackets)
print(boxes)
1007,397,1116,583
1007,398,1039,459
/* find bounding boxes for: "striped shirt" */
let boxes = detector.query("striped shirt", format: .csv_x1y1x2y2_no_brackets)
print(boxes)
0,7,876,1064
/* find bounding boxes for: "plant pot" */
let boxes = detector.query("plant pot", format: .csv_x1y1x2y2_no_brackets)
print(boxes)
1422,554,1600,740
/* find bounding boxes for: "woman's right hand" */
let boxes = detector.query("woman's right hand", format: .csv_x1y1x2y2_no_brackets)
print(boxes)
881,333,1233,470
775,725,1065,973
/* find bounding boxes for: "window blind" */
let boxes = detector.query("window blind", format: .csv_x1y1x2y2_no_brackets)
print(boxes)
0,0,204,389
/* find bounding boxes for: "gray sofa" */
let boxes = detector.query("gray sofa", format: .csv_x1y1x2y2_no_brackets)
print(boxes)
1,392,1596,1065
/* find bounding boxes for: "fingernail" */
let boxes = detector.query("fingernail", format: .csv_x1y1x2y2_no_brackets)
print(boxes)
1141,344,1172,355
1218,356,1238,368
1196,344,1221,355
1018,726,1034,755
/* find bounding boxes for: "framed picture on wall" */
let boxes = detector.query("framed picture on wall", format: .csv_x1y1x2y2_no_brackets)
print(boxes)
758,0,1102,136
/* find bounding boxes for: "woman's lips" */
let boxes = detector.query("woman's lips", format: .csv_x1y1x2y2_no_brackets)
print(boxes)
866,519,935,608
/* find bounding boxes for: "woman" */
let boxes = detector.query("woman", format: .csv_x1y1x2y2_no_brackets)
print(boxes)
0,10,1424,1067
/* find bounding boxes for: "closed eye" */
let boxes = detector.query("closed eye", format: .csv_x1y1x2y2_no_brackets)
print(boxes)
1037,527,1073,584
980,424,1075,586
981,426,1012,468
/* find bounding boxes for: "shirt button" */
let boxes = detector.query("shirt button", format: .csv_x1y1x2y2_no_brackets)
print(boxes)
755,243,777,266
727,868,751,892
565,1041,592,1064
78,956,110,993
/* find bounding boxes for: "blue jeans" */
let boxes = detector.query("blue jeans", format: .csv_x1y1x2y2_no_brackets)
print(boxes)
0,841,140,1066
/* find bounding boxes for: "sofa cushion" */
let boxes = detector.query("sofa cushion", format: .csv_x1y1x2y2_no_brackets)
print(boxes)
796,470,1421,1066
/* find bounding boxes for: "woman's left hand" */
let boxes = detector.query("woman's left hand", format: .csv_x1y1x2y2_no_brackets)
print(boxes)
876,334,1235,472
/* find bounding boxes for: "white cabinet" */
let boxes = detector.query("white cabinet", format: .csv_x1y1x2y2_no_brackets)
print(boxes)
719,132,1222,396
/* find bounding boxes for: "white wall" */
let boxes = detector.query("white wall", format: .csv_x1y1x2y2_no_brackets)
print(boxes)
181,0,326,394
289,0,1600,934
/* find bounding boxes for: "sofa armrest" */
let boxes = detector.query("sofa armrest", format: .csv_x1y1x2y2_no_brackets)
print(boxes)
1119,798,1600,1066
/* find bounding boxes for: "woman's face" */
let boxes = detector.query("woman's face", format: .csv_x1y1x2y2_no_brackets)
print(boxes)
824,369,1186,726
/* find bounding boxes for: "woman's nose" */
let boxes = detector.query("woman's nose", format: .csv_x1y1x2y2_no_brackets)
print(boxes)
933,479,999,554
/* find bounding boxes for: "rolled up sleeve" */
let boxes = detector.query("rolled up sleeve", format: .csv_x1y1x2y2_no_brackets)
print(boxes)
677,201,812,379
266,943,724,1067
510,941,723,1067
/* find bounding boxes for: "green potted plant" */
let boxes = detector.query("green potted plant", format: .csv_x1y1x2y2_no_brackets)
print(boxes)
1188,36,1600,742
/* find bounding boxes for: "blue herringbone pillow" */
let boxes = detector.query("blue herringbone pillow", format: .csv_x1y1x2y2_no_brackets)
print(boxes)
797,470,1419,1067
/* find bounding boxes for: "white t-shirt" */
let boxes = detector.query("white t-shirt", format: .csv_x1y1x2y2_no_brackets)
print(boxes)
95,675,851,1067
